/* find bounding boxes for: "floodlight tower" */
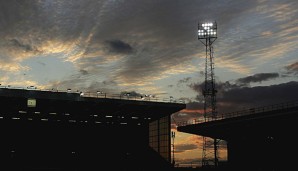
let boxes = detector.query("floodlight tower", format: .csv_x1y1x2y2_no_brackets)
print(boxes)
198,21,219,167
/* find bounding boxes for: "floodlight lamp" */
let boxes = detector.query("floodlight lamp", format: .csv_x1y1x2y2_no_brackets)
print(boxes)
198,21,217,39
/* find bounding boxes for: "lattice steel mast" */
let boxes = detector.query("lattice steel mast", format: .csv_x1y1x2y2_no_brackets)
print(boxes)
198,21,219,167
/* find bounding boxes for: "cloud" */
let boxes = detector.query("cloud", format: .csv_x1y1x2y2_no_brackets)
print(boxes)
212,0,298,75
218,81,298,112
104,40,133,54
9,39,42,54
236,73,279,85
1,0,298,97
178,77,192,84
120,91,142,97
48,77,121,94
256,1,298,22
177,77,192,87
79,69,89,75
188,72,298,113
171,101,205,126
175,144,198,153
285,61,298,75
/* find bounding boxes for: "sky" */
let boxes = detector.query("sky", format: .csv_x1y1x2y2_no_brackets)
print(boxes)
1,0,298,167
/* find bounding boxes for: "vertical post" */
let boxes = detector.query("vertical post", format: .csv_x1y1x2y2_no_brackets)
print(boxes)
171,131,176,167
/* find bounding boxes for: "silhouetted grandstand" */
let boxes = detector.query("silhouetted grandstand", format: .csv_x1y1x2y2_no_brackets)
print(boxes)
0,88,185,170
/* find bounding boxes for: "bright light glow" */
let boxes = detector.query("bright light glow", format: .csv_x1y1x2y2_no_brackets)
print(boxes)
27,99,36,107
106,115,113,118
198,22,217,38
27,86,37,89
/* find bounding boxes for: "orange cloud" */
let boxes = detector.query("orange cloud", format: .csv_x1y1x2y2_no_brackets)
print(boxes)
180,109,204,114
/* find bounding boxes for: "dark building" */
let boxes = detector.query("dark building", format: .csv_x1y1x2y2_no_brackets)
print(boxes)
0,88,185,170
178,101,298,171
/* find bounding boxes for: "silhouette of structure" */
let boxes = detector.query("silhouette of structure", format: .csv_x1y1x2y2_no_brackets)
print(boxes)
178,100,298,170
171,131,176,167
0,88,185,170
198,21,219,167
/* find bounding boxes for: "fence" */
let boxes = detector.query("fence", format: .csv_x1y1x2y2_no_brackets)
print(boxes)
0,86,185,104
178,100,298,126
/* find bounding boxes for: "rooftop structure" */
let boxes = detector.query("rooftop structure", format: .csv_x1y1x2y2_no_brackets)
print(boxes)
0,88,185,170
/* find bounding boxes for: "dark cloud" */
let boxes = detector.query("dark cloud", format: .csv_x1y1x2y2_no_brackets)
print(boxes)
285,62,298,75
104,40,133,54
79,69,89,75
218,81,298,111
236,73,279,85
120,91,142,97
102,80,117,86
188,82,203,94
49,77,121,95
177,77,192,87
189,81,239,98
188,79,298,113
9,39,41,53
186,102,204,111
178,77,191,84
189,72,284,99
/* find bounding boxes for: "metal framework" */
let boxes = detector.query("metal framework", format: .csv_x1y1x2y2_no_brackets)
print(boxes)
198,21,219,167
171,131,176,167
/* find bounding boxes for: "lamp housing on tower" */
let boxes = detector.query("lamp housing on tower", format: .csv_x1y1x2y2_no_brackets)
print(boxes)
198,22,217,39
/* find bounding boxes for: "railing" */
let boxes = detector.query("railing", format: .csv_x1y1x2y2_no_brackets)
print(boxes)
174,162,201,168
178,100,298,126
77,91,185,104
0,86,186,104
